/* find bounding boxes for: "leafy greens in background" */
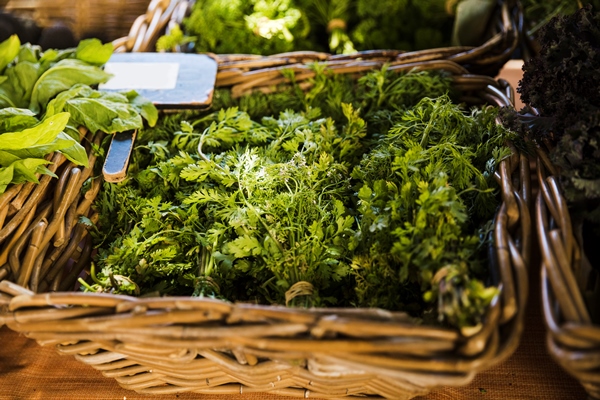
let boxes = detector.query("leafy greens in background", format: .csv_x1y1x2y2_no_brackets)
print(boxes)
89,68,515,329
521,0,600,36
158,0,496,54
0,35,158,194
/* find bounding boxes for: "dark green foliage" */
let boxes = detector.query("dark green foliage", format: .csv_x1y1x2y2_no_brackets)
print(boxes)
521,0,600,35
159,0,492,55
507,6,600,225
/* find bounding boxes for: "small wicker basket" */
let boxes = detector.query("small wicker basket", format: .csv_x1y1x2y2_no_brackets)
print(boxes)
3,0,152,42
112,0,523,76
0,57,531,398
537,147,600,399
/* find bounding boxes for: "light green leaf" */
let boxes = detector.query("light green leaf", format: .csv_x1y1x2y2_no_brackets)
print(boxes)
0,150,20,167
0,108,38,134
55,132,89,167
7,61,42,103
47,84,144,133
0,164,15,194
0,112,69,150
18,44,40,64
75,39,113,65
0,35,20,72
123,90,159,127
11,158,51,184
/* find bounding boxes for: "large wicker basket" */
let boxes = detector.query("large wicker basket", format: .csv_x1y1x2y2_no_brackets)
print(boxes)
537,147,600,399
0,58,530,399
112,0,523,76
3,0,152,42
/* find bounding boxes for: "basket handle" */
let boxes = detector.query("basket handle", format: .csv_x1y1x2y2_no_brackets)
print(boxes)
112,0,189,53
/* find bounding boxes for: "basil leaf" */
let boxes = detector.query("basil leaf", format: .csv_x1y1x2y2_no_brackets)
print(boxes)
123,90,159,127
54,132,89,166
0,164,15,194
7,61,42,104
75,39,113,65
29,59,112,113
18,44,41,64
0,108,38,134
48,84,145,133
0,35,20,72
0,112,69,150
11,158,51,184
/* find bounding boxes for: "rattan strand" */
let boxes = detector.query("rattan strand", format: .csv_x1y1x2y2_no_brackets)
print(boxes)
0,63,530,399
0,129,102,296
537,147,600,399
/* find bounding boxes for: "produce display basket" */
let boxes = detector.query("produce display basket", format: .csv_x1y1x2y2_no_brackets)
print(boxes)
3,0,152,42
112,0,523,76
0,56,530,398
537,147,600,399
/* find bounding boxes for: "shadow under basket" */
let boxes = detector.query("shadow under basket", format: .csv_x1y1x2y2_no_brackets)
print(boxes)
537,148,600,399
0,63,531,399
112,0,522,77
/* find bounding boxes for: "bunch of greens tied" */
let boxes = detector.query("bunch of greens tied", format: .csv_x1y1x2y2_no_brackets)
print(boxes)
157,0,498,54
0,35,157,195
89,67,516,330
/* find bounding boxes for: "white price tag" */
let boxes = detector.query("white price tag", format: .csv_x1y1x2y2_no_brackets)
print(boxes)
99,62,180,90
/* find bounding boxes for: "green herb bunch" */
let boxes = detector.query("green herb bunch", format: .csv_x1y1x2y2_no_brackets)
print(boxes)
90,68,512,329
0,35,157,194
350,95,510,327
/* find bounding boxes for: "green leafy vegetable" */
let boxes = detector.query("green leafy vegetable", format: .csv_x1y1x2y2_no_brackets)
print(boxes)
0,108,38,133
0,36,158,195
74,39,114,65
89,68,511,329
161,0,495,55
29,59,111,113
0,34,20,72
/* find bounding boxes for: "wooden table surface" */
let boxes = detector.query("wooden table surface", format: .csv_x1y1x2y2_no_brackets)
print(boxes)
0,61,590,400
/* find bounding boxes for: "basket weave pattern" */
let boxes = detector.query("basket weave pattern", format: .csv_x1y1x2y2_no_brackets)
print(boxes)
537,148,600,399
0,66,530,398
4,0,151,41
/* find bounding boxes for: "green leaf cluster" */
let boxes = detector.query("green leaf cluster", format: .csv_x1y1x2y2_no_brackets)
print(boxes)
90,69,513,329
160,0,495,55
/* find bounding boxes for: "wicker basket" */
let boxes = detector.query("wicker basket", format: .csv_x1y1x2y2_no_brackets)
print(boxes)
3,0,152,42
0,127,101,293
537,147,600,399
0,58,531,399
112,0,523,76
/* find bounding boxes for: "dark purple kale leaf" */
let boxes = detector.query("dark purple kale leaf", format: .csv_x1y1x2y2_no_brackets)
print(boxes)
519,5,600,134
505,6,600,224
